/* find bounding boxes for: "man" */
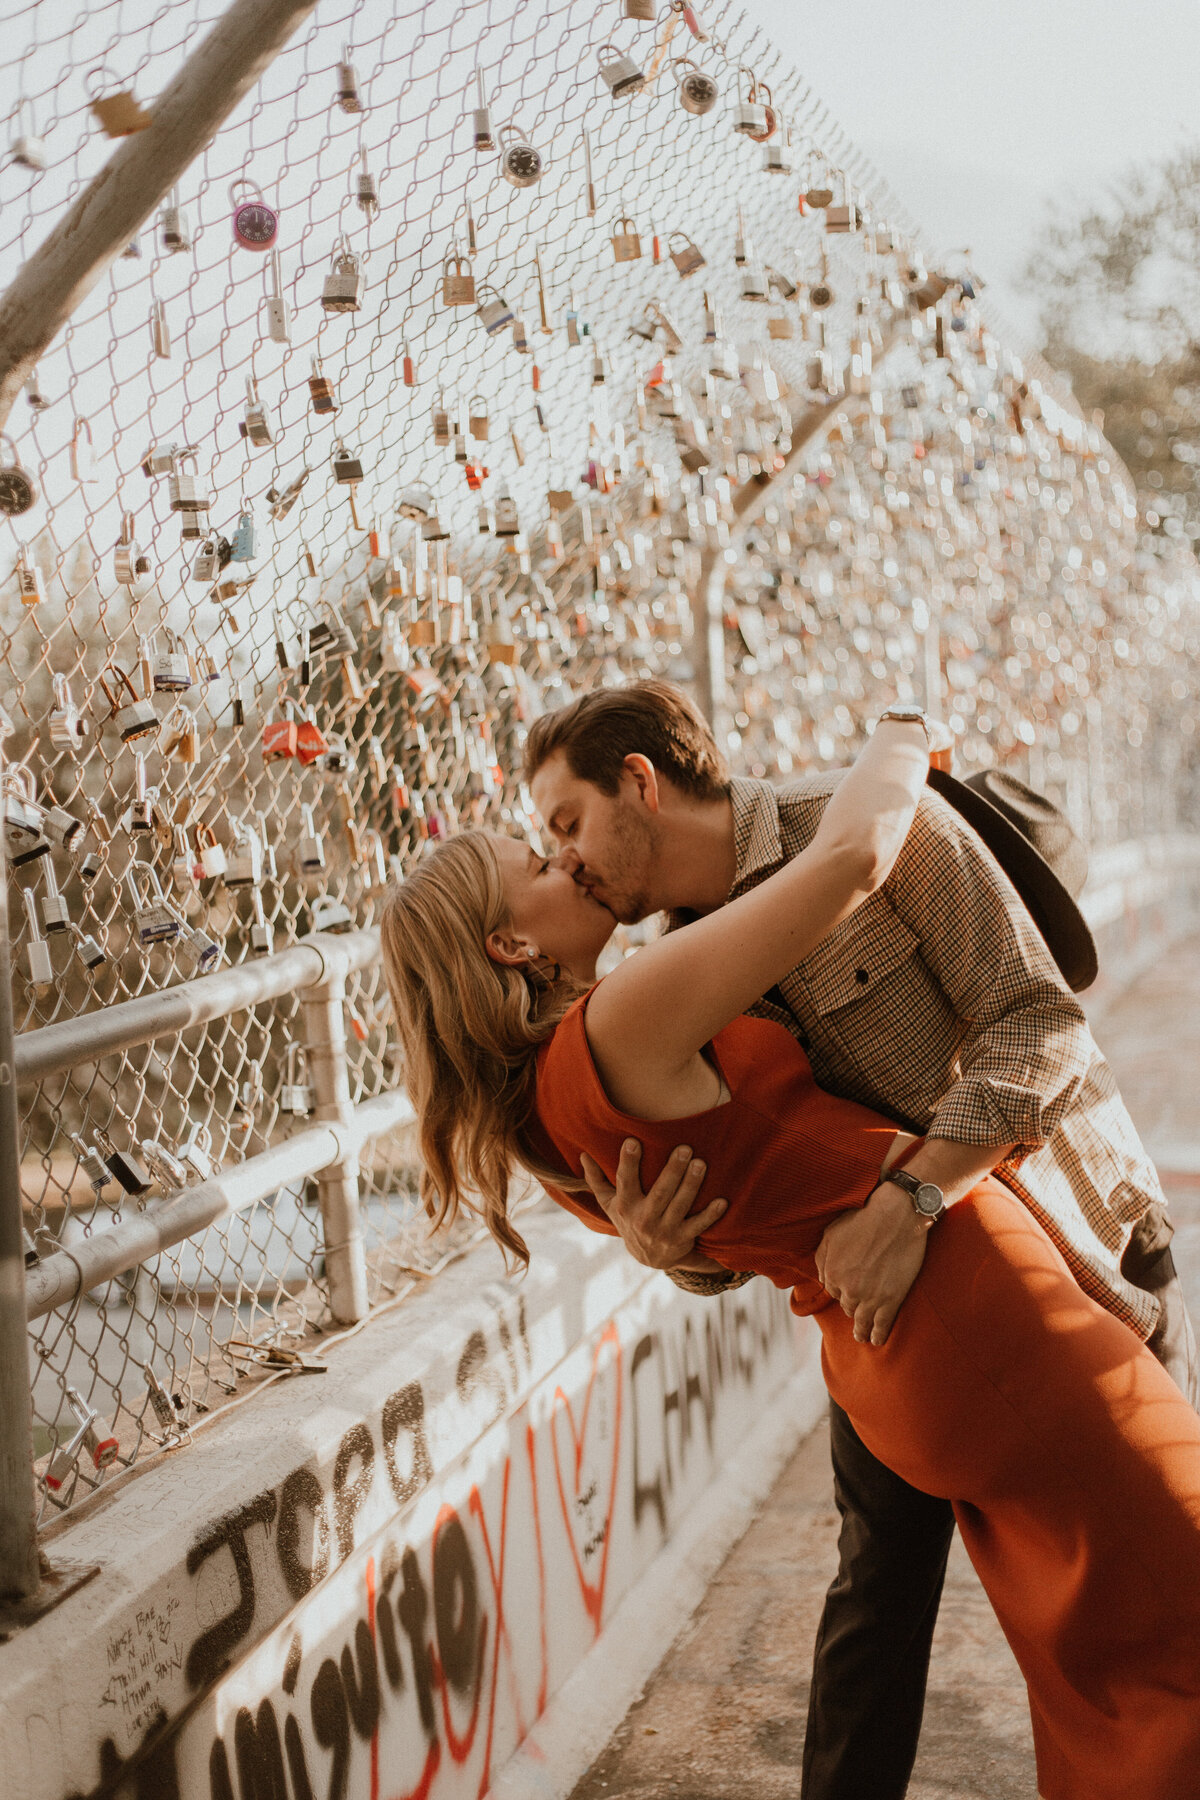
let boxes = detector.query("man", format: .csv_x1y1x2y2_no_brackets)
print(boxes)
524,678,1197,1800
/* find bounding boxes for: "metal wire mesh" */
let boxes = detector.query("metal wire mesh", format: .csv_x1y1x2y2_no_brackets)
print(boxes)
3,0,1198,1529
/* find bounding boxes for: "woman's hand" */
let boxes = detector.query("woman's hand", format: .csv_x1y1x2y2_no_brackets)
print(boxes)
580,1139,728,1272
926,718,954,775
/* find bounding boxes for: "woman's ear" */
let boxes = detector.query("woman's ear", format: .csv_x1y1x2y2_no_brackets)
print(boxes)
485,928,536,969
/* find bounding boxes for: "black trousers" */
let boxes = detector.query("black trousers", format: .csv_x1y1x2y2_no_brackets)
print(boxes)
799,1198,1199,1800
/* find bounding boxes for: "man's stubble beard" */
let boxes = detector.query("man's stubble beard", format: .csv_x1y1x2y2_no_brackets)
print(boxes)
597,799,657,925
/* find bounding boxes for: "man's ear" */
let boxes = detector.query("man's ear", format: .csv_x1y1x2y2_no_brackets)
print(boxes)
621,752,662,813
485,928,535,969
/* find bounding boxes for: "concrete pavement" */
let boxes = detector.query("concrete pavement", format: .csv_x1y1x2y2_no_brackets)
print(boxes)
567,936,1200,1800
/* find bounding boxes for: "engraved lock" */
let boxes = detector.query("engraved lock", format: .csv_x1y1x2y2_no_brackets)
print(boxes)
731,66,768,136
151,628,192,694
160,184,192,252
497,124,543,188
297,805,325,874
113,511,145,587
0,434,37,515
230,507,257,561
470,65,494,151
673,57,718,115
308,355,339,415
86,66,153,137
15,546,44,606
669,230,706,276
126,863,180,946
191,536,218,582
597,43,645,100
12,98,47,170
282,1045,313,1116
332,440,364,484
168,448,209,514
49,674,87,753
442,247,476,306
240,376,277,446
194,824,227,880
355,148,378,217
266,248,292,344
611,213,642,263
70,416,96,484
321,240,364,312
39,857,70,935
248,890,274,956
336,45,363,113
476,286,514,336
22,889,54,992
230,177,279,251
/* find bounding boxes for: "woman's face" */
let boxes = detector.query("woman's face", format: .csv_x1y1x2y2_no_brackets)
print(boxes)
489,835,617,979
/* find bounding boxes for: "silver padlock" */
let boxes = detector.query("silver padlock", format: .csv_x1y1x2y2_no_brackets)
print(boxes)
239,1060,264,1116
113,511,145,588
150,298,171,359
497,124,543,188
493,488,520,538
476,286,514,335
41,802,85,854
22,889,54,993
740,265,769,302
71,923,106,971
310,895,353,934
40,856,70,934
265,248,292,344
281,1044,313,1116
15,545,44,606
176,917,222,976
297,804,325,873
152,628,193,693
70,1131,113,1191
49,674,87,754
241,376,277,446
321,240,365,313
336,45,363,113
470,64,494,150
128,750,156,838
142,439,183,478
0,433,38,515
4,766,43,850
673,57,718,115
597,43,645,100
160,184,192,252
11,99,47,171
224,819,263,888
195,825,227,880
354,148,378,217
178,1122,215,1182
249,890,274,955
126,863,179,946
141,1137,189,1191
731,66,768,136
764,129,793,174
191,537,218,582
168,448,209,513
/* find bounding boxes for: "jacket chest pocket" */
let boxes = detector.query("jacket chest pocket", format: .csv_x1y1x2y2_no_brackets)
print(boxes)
795,902,921,1018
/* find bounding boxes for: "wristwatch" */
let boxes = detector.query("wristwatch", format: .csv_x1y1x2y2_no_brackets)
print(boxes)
878,704,930,742
876,1165,946,1224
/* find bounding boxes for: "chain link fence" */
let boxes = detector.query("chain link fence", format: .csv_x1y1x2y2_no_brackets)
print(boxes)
2,0,1198,1540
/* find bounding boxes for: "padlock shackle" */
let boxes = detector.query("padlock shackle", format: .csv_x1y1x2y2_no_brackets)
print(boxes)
229,176,266,206
84,64,123,101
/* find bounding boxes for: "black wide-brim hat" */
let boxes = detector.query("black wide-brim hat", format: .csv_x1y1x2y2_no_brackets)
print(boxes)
926,767,1099,994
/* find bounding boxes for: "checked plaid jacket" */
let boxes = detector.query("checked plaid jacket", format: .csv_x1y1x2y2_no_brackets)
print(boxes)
665,772,1164,1340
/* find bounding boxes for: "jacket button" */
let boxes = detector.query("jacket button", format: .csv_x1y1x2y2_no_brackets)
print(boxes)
855,968,869,984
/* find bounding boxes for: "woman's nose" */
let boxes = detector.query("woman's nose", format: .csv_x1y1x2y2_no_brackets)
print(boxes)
556,845,583,877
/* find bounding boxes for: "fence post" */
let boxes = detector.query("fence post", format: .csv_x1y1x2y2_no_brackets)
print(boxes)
0,753,40,1603
300,948,369,1325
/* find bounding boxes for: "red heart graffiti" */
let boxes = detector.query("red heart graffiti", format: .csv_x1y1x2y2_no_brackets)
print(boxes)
549,1321,623,1636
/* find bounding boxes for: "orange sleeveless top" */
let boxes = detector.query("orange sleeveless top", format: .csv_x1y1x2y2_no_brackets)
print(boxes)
530,991,901,1315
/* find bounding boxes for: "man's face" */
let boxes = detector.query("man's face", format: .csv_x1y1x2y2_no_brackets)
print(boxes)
530,750,658,924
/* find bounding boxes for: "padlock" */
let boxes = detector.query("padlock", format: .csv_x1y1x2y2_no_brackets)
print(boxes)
70,1132,113,1192
296,706,331,765
321,241,364,312
497,124,543,188
168,448,209,513
768,309,794,340
464,459,488,490
421,509,449,541
804,166,835,209
483,593,518,664
194,825,227,880
171,825,203,894
150,298,171,359
493,489,520,538
140,1137,189,1191
826,200,863,234
466,394,489,441
125,863,179,946
49,674,87,753
355,149,378,217
443,248,476,305
0,434,37,515
248,891,274,956
39,855,70,934
512,312,530,353
701,292,720,342
673,57,718,114
128,750,156,837
592,348,608,386
11,98,46,170
15,546,44,606
93,1126,152,1196
71,923,106,969
69,416,95,485
265,248,292,344
230,177,278,251
624,0,655,14
402,338,417,385
311,894,353,934
178,1123,215,1181
192,537,218,582
41,802,85,854
240,377,277,446
764,128,793,174
281,1045,314,1115
113,512,144,589
476,286,514,336
332,440,364,483
230,508,257,561
597,43,645,100
308,355,339,416
430,395,452,446
160,184,192,252
669,230,706,276
336,45,363,113
21,889,54,992
161,701,200,763
731,66,768,136
470,64,494,150
223,820,263,893
611,214,642,263
86,66,153,137
297,805,325,874
810,253,834,310
101,668,157,748
740,265,769,302
141,440,183,478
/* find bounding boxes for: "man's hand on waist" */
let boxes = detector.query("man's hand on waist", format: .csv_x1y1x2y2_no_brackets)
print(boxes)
580,1140,728,1273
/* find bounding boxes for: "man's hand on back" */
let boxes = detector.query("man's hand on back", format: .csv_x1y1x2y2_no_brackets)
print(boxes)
580,1139,728,1273
815,1185,930,1348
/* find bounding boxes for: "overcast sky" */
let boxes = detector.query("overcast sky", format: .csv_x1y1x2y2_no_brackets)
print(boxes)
752,0,1200,344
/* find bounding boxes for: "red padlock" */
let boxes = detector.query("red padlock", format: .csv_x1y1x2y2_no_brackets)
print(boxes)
295,707,331,765
262,704,300,760
230,178,279,252
464,461,489,490
402,340,417,387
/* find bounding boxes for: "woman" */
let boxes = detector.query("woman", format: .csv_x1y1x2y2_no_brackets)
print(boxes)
381,714,1200,1800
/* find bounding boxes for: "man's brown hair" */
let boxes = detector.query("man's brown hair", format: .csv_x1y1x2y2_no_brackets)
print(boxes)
523,680,730,801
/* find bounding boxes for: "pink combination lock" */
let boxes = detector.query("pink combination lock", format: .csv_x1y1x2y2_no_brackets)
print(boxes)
230,178,279,252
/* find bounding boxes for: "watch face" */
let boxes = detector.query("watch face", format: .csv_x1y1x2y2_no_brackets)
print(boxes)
914,1183,943,1215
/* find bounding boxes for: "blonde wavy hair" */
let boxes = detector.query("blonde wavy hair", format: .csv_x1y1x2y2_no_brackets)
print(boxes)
379,830,587,1267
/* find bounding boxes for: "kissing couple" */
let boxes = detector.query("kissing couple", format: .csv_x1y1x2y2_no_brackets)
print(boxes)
381,679,1200,1800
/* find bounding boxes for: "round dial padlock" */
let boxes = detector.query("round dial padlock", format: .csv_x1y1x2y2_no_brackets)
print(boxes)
230,178,279,251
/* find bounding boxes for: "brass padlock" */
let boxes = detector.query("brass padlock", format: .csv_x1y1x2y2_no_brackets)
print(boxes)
86,66,153,137
443,248,476,305
0,433,37,515
241,376,277,446
767,310,794,340
331,440,364,484
669,231,706,277
497,124,543,187
597,43,645,100
15,546,44,606
611,213,642,263
161,701,200,763
321,240,365,313
309,355,339,415
672,57,718,115
623,0,655,15
468,394,489,440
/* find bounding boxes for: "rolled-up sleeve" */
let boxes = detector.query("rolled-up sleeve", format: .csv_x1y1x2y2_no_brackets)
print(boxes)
883,788,1093,1155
